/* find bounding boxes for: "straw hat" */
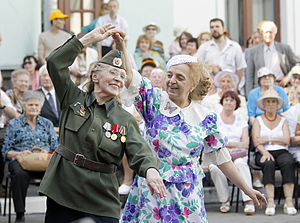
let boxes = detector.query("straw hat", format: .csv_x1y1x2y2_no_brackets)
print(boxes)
289,64,300,77
143,23,160,33
256,88,284,111
214,70,239,89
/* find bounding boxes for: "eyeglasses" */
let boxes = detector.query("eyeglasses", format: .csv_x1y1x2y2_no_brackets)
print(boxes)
23,61,32,65
147,28,156,31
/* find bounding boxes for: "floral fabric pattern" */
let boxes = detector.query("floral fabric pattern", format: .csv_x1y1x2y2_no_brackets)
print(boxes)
121,76,227,223
2,115,58,159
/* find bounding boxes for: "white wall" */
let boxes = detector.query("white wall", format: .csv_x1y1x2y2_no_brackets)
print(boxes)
280,0,300,55
118,0,173,58
0,0,41,69
173,0,226,37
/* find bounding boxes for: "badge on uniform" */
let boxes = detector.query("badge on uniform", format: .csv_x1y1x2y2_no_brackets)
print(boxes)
119,126,126,143
110,124,118,141
103,122,112,138
73,102,87,117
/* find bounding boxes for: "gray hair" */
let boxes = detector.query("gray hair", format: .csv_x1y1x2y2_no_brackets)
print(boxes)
39,64,48,76
260,21,277,34
22,90,45,106
11,68,30,83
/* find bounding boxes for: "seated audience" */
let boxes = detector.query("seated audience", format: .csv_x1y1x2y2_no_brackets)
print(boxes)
285,85,300,162
186,38,199,56
204,64,222,96
285,64,300,106
36,65,60,131
69,33,98,86
248,67,289,125
2,90,58,223
202,70,248,120
22,56,40,90
252,88,297,216
208,91,254,214
197,31,211,46
143,23,165,59
6,69,30,114
178,31,193,55
149,68,165,89
140,58,156,79
134,34,165,71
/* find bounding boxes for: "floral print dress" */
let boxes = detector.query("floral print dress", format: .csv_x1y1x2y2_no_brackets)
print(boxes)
120,73,230,223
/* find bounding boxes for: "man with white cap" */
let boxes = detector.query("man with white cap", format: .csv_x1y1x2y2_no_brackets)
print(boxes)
38,9,71,65
247,66,289,126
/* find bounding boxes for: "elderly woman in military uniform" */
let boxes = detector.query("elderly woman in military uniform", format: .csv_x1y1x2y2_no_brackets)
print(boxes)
39,24,166,223
120,51,266,221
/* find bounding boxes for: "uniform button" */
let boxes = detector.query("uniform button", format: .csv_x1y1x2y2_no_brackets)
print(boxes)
91,128,95,132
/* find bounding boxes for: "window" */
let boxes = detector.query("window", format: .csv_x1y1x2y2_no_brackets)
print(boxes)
58,0,102,34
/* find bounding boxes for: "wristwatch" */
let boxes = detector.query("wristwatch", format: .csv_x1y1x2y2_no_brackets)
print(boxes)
268,137,272,145
0,105,6,110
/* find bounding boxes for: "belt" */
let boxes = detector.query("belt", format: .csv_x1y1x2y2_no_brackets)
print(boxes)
55,145,117,173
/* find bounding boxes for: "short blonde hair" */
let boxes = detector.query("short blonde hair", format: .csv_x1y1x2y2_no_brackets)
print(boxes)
187,59,212,101
11,68,30,83
136,34,152,50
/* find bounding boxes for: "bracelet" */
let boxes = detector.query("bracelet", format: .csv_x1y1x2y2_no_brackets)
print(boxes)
268,137,272,145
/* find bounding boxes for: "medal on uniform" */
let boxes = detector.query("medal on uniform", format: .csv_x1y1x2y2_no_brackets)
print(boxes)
119,126,127,143
111,124,119,141
79,105,86,116
103,122,112,138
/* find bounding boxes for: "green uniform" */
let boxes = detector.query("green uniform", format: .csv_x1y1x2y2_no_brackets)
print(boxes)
39,36,160,219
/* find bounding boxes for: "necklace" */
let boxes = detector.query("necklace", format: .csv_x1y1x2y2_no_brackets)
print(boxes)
264,113,277,122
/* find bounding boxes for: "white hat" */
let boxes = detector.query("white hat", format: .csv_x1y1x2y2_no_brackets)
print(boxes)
214,70,239,89
257,67,275,78
256,88,284,111
289,65,300,76
143,23,160,33
166,55,198,70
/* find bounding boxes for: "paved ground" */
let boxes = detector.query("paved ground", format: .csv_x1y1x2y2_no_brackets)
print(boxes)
0,202,299,223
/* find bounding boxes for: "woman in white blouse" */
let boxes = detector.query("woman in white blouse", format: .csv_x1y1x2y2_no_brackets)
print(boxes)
252,88,297,216
208,91,254,214
202,70,248,121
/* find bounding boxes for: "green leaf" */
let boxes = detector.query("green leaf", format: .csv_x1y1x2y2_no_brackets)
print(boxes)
172,126,180,133
179,156,187,163
159,131,168,139
172,157,179,165
186,142,199,148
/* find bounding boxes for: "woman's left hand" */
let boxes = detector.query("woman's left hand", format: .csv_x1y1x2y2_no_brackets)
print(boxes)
146,168,167,198
245,188,267,209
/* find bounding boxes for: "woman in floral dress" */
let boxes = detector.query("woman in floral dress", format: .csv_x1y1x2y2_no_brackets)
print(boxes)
121,54,266,223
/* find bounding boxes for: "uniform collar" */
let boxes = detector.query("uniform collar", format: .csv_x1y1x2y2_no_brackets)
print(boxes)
87,92,116,117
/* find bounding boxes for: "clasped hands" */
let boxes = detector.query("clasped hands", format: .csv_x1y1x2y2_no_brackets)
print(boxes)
79,24,126,49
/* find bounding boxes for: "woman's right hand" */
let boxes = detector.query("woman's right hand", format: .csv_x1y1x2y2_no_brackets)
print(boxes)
79,24,116,47
260,150,274,163
146,168,167,198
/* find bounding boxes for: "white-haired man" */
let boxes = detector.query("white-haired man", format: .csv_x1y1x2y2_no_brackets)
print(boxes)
246,21,300,96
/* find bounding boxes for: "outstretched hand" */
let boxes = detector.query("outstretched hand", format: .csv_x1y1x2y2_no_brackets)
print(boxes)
246,188,267,209
146,168,167,198
79,24,116,47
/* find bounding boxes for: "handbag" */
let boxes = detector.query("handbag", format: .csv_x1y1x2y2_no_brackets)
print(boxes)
15,147,53,171
229,148,248,161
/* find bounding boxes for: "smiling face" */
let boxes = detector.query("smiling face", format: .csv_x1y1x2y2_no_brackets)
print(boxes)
23,98,42,118
40,70,54,91
180,34,189,49
23,57,37,74
52,18,65,30
219,75,234,93
91,63,126,99
146,25,157,39
165,64,194,106
14,73,30,93
150,70,164,88
263,98,278,112
141,65,154,79
139,38,151,53
186,42,197,55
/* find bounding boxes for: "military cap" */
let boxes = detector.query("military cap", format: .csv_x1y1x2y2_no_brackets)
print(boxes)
93,50,125,71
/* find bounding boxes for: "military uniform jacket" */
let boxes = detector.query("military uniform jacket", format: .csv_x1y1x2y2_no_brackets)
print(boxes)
39,36,160,219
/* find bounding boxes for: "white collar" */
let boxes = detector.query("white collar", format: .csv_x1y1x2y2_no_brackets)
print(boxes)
159,92,180,117
42,87,55,96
